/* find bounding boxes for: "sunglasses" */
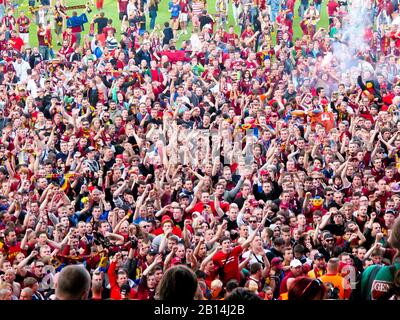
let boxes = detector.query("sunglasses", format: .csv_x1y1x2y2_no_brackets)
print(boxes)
249,220,257,223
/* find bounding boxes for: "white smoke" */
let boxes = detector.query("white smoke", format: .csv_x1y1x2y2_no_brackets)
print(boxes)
331,1,374,81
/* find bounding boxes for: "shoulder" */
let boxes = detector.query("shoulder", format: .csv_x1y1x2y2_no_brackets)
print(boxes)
375,264,398,282
233,245,243,254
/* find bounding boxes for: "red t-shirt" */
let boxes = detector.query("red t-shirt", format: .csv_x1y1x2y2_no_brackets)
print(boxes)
212,245,243,284
0,241,22,264
327,1,339,16
8,36,24,51
118,0,128,13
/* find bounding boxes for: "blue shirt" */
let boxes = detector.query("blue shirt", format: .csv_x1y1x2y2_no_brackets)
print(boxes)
169,3,181,18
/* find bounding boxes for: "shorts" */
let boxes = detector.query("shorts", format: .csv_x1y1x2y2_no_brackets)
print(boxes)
179,13,188,22
119,12,127,20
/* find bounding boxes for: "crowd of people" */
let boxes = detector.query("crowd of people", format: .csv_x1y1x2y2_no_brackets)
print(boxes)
0,0,400,301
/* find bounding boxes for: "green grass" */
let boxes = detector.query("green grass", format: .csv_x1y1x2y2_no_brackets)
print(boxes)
19,0,329,49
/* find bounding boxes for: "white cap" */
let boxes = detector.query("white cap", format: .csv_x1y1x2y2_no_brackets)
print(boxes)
290,259,302,268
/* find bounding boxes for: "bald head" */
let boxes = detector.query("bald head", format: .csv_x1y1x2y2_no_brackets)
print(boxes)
55,265,91,300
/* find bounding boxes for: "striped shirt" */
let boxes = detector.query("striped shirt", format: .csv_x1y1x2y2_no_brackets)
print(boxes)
192,1,204,16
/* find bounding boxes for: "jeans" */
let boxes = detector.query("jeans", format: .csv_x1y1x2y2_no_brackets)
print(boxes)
74,32,81,46
39,45,49,60
0,4,4,20
149,10,157,30
270,9,278,23
299,4,309,19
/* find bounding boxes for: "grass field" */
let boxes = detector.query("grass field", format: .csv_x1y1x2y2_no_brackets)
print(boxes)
17,0,329,49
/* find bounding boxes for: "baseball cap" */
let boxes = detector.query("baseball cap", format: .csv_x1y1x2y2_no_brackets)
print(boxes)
290,259,302,268
85,146,95,154
161,215,173,226
385,209,396,216
323,232,334,241
147,248,158,256
179,192,190,199
314,253,325,260
271,257,283,269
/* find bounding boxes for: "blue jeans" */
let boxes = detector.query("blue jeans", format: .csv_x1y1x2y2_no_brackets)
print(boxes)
299,4,309,18
149,10,157,30
39,45,49,60
0,4,4,20
270,9,278,23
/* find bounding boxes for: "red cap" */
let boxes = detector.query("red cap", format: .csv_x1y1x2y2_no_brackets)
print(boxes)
260,170,269,176
116,154,123,159
161,215,173,226
61,135,70,142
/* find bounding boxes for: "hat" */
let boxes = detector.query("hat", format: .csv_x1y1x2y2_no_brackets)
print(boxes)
60,135,70,142
269,224,279,232
271,257,283,269
161,215,173,226
385,209,396,216
179,192,190,199
323,232,334,241
85,146,95,153
259,169,269,176
314,253,325,260
116,154,123,160
290,259,302,268
147,248,158,256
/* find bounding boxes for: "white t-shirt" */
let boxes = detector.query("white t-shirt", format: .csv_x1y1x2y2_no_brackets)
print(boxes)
242,249,269,266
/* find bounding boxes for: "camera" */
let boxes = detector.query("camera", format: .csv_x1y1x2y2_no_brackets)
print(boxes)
130,237,138,249
93,232,111,248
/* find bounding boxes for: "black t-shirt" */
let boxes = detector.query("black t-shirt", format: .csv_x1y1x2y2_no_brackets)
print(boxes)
324,223,345,236
103,158,116,171
199,15,213,30
94,17,108,34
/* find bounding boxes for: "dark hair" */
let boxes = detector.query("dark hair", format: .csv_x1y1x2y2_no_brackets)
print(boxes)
273,237,285,247
225,287,261,301
293,244,305,254
157,265,197,301
226,280,239,293
250,263,262,275
288,277,326,300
